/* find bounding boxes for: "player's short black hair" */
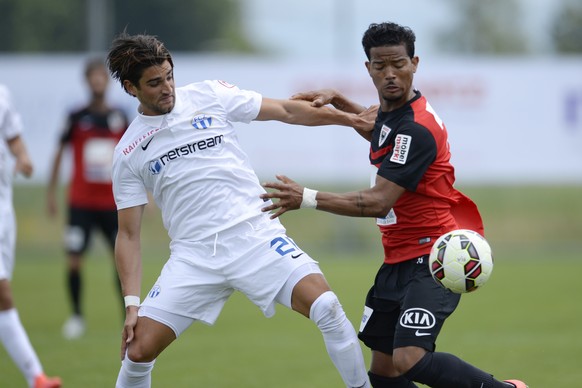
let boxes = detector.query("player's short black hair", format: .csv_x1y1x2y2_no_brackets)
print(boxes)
362,22,416,60
107,32,174,95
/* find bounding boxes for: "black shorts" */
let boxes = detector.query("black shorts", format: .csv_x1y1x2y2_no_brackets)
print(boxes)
358,255,460,354
65,207,118,255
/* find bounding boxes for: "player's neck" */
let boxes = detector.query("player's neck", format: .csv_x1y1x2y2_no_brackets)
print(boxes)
88,96,108,113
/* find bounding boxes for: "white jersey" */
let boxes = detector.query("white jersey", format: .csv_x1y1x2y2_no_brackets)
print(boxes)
0,85,23,211
112,80,274,244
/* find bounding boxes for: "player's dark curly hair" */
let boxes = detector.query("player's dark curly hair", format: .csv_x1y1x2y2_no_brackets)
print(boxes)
361,22,416,60
107,32,174,95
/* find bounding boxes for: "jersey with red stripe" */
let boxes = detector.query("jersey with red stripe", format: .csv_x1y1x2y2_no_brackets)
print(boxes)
369,91,483,264
60,106,128,210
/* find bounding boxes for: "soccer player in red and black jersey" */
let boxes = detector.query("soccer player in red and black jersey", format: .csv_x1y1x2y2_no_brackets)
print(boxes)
261,22,527,388
47,59,129,340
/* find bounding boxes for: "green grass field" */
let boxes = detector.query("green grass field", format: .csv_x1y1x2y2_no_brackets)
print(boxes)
1,184,581,387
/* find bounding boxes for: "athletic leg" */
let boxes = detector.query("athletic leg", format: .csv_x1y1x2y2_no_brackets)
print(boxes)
115,316,177,388
0,280,43,386
287,272,369,388
62,208,90,339
368,258,517,387
0,279,62,388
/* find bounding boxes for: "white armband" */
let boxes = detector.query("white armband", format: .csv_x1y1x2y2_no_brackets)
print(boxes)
300,187,318,209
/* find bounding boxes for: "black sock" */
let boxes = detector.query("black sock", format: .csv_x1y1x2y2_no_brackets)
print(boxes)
68,270,82,316
368,372,418,388
404,352,510,388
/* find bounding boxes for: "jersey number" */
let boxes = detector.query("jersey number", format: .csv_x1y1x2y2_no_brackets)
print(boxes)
270,236,298,256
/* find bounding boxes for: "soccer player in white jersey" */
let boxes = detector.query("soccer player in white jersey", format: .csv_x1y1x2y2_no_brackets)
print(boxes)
0,84,62,388
106,33,373,388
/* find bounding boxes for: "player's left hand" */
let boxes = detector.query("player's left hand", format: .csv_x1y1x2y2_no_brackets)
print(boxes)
14,155,33,178
261,175,304,219
358,105,380,132
290,89,337,107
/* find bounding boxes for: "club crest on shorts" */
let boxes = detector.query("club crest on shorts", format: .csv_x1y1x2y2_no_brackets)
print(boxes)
379,124,392,147
148,284,161,299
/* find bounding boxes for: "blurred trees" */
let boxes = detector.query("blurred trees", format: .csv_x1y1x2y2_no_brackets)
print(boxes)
435,0,529,54
0,0,254,52
551,0,582,53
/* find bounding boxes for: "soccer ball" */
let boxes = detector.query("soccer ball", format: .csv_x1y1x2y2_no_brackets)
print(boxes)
428,229,494,294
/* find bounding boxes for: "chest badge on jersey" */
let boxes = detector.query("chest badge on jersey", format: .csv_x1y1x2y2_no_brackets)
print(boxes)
191,113,213,129
379,124,392,147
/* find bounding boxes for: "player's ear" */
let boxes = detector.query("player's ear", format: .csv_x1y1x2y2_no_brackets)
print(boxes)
365,61,371,76
123,80,136,97
411,56,419,73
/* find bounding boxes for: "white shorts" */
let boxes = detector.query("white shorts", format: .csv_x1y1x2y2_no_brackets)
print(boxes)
0,208,16,280
140,214,323,333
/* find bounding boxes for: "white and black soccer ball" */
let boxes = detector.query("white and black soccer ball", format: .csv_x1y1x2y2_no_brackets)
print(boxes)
428,229,494,294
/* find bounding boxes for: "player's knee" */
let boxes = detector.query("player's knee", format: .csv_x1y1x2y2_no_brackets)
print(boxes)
126,343,157,363
309,291,346,332
392,346,427,375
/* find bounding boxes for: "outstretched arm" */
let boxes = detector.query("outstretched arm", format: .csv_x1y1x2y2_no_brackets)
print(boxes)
260,174,405,219
292,88,367,114
255,97,373,133
291,89,378,141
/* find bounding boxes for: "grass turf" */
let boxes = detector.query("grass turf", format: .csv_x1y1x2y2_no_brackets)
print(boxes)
1,184,581,387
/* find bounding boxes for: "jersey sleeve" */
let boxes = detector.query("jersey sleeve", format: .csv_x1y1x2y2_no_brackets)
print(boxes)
210,80,262,124
111,152,148,210
377,122,437,191
0,86,23,141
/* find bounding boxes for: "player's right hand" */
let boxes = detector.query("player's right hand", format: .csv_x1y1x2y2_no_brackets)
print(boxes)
120,306,139,360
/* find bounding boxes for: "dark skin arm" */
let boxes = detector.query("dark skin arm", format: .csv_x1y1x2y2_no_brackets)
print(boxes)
260,174,406,220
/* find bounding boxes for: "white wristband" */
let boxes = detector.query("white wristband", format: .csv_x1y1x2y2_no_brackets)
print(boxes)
300,187,318,209
124,295,140,308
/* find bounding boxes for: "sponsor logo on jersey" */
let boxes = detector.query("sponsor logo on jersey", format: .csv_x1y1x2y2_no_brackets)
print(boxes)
390,134,411,165
399,308,436,329
123,127,161,155
148,134,224,174
217,80,236,88
376,208,397,226
379,124,392,147
191,114,213,129
141,136,155,151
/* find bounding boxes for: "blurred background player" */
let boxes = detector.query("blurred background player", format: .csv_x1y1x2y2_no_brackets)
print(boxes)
261,22,527,388
46,58,129,339
0,84,61,387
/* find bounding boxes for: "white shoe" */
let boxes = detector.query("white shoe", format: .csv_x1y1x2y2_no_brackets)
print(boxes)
62,315,85,339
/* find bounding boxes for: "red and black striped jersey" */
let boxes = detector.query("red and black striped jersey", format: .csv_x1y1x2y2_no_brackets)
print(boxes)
60,106,128,210
369,91,483,264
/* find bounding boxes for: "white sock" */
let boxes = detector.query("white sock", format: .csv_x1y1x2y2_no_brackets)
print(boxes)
310,291,370,388
115,354,156,388
0,308,43,387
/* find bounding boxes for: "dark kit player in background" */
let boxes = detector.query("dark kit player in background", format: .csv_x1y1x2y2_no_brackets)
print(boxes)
47,58,129,340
